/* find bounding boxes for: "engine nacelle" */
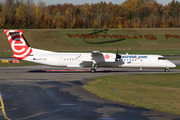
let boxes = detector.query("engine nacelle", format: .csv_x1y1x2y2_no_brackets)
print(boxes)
103,53,116,62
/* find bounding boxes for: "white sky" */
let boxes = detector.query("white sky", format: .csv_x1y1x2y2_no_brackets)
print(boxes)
34,0,179,6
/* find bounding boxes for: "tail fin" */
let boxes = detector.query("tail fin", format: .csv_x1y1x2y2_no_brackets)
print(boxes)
4,30,32,59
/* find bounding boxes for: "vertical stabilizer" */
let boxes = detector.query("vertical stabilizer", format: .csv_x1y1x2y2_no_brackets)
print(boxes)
4,30,32,59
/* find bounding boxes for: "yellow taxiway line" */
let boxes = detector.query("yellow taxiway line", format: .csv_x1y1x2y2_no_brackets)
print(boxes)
0,93,11,120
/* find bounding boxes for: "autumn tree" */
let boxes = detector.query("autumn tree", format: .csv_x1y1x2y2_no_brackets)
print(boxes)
81,4,90,28
33,3,42,28
93,20,99,28
0,0,178,29
0,12,6,28
15,2,26,28
24,0,34,28
3,0,16,28
54,11,62,28
65,9,70,28
42,7,51,28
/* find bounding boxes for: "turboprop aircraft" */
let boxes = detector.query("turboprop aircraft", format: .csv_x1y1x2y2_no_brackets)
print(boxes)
4,30,176,73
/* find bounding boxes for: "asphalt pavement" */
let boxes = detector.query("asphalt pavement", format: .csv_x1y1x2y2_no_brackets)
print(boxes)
0,66,180,120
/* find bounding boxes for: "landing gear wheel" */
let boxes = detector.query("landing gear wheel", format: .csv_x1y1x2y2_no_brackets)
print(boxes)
165,69,169,72
91,69,96,73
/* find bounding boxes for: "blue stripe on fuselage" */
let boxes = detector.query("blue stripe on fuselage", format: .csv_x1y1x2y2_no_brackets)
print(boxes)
122,55,148,59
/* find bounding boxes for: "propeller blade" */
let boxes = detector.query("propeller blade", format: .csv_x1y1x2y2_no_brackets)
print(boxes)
116,49,121,61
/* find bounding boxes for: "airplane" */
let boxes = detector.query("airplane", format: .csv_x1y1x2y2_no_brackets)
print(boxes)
4,30,176,73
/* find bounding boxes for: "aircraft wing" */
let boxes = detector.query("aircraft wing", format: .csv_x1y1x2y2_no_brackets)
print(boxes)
91,51,116,62
91,51,105,63
91,51,103,55
76,51,105,63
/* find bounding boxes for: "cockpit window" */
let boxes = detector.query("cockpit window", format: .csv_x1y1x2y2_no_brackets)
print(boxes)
158,57,166,60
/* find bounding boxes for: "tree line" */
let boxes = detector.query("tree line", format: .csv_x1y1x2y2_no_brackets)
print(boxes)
0,0,180,29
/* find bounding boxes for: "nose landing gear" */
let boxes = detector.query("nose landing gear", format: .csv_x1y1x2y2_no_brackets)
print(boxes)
165,68,169,72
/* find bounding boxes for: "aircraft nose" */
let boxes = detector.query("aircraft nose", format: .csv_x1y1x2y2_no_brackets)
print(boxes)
167,61,176,68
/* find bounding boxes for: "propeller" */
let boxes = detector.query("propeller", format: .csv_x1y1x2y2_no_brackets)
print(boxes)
116,49,121,61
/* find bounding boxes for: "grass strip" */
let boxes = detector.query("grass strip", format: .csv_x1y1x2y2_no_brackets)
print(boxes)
0,61,39,67
84,74,180,115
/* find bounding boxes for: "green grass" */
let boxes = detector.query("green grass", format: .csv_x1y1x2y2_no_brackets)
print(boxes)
174,66,180,69
0,28,180,55
84,74,180,115
167,58,180,60
0,52,13,57
0,61,39,67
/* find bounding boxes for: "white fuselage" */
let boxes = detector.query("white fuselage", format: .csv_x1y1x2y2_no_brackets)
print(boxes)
24,48,176,69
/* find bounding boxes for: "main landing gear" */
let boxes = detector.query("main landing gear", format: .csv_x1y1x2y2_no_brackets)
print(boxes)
90,68,96,73
91,63,97,73
165,68,169,72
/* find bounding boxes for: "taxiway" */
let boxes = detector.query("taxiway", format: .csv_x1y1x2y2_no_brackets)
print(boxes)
0,65,180,120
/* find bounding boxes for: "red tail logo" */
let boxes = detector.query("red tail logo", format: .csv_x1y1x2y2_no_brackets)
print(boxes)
4,30,32,59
